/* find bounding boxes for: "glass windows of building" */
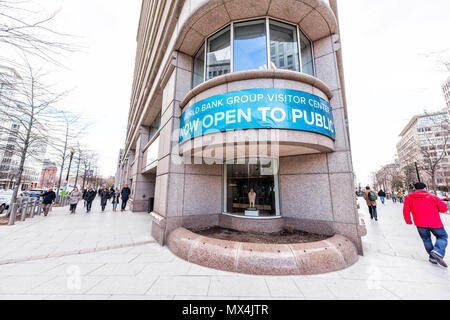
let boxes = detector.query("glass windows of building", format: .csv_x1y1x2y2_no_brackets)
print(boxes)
299,30,314,76
269,20,300,72
192,43,205,88
149,111,161,140
193,18,315,88
233,19,267,72
206,26,231,81
224,158,280,217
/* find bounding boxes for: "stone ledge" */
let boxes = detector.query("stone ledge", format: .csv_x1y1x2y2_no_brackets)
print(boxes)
167,227,359,276
180,69,333,109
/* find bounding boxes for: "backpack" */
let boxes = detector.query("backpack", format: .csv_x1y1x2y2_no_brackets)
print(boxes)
368,191,378,201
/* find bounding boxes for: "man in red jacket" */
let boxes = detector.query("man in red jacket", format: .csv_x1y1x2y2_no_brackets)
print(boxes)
403,182,448,267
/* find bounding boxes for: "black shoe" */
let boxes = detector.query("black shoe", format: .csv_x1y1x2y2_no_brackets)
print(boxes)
429,258,438,265
431,252,448,268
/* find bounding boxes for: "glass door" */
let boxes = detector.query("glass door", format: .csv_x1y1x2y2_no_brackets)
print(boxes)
224,158,280,217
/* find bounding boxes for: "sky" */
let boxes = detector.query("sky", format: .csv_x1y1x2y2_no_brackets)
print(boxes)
4,1,449,181
338,0,450,185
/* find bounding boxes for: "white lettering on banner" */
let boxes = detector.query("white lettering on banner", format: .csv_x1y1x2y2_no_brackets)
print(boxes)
258,107,271,121
271,108,287,122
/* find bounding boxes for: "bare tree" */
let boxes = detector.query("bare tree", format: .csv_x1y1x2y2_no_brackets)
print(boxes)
0,62,63,224
0,0,76,66
417,112,450,194
46,110,89,200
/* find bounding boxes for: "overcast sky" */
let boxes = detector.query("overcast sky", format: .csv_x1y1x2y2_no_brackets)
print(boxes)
17,1,450,182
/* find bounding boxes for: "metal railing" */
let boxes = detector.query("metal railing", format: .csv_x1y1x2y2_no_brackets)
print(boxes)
7,195,70,226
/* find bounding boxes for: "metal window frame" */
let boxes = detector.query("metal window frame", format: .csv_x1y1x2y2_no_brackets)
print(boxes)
194,16,315,87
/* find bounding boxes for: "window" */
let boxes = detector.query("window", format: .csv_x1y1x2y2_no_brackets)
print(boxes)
269,20,300,72
233,20,267,72
206,26,231,81
193,18,315,88
192,43,205,88
299,30,314,76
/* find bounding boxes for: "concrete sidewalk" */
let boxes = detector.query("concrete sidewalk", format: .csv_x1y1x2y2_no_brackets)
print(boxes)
0,198,449,300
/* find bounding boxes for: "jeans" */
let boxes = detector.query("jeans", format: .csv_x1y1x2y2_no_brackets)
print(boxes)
417,227,448,259
70,204,78,212
399,198,404,204
380,197,385,204
368,206,378,219
121,199,128,210
86,200,93,212
113,202,119,210
42,204,52,216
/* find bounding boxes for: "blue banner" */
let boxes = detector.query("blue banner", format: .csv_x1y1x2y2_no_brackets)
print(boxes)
179,88,335,144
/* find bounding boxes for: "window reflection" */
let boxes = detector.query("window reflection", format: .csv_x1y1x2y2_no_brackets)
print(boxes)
300,30,314,76
233,20,267,72
192,43,205,88
206,26,231,80
270,20,300,72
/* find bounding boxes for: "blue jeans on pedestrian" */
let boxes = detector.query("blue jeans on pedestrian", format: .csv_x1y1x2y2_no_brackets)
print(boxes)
417,227,448,259
380,197,385,204
113,202,118,210
368,206,378,219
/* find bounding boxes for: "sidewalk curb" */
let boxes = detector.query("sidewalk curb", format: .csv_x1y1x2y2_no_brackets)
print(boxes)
0,240,156,266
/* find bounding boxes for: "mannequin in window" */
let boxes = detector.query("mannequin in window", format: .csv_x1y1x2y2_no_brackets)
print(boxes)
248,188,257,208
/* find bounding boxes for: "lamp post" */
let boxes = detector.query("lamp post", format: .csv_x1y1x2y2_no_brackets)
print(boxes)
65,148,75,189
415,162,421,183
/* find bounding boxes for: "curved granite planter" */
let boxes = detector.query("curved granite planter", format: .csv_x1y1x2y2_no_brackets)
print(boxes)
167,228,359,276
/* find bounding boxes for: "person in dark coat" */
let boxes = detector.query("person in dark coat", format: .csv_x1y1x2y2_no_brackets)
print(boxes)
84,187,96,213
378,189,387,204
41,186,56,217
121,185,131,212
100,188,109,212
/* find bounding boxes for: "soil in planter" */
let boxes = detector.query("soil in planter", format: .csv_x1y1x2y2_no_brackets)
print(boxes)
188,226,331,244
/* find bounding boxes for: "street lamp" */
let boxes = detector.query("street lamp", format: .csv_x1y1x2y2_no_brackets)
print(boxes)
65,148,75,189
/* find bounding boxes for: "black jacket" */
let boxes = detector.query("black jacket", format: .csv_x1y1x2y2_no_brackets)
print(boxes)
121,187,131,201
85,190,96,202
378,190,387,197
41,191,56,205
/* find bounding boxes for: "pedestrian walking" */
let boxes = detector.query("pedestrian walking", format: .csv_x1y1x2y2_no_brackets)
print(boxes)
392,191,397,203
403,182,448,267
121,185,131,212
397,191,405,204
112,189,121,212
363,186,379,221
41,186,56,217
82,188,87,208
378,189,386,205
100,187,109,212
84,187,96,213
69,187,82,214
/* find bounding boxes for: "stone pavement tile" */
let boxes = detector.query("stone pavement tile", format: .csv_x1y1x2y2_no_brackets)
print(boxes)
292,277,337,299
381,281,450,300
0,262,63,276
146,276,211,296
87,275,159,295
208,276,271,298
264,277,304,298
323,278,400,300
0,276,57,294
130,252,177,264
44,295,112,300
42,263,106,276
187,264,237,276
88,263,147,276
336,264,397,281
109,295,174,300
381,266,450,284
0,295,49,300
137,261,191,277
28,276,106,295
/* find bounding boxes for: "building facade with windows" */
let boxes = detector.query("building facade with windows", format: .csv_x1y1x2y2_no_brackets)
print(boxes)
120,0,364,254
443,76,450,112
397,110,450,190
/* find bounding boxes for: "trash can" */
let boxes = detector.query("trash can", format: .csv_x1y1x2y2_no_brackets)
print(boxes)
148,197,154,213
